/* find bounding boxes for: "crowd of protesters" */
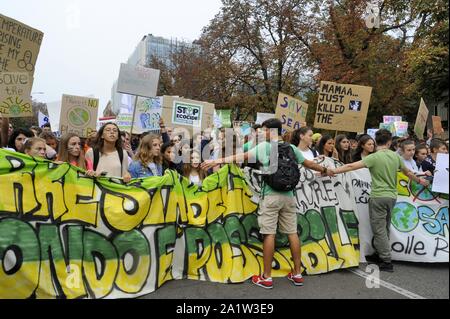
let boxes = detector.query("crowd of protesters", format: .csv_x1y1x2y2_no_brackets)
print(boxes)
1,114,448,288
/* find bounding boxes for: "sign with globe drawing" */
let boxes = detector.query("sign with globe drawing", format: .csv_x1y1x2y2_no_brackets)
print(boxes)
59,94,99,138
352,169,449,263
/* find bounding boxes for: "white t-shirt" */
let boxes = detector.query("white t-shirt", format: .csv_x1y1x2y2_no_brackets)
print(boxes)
403,158,421,174
86,149,129,178
189,174,201,186
300,148,315,161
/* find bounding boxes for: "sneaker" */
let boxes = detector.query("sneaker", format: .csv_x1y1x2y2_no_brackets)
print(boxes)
379,262,394,272
252,275,273,289
287,273,304,286
365,253,383,264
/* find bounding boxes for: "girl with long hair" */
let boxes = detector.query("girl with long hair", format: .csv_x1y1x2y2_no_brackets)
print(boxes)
85,123,131,182
352,135,376,162
183,150,206,186
317,135,338,159
128,134,163,178
57,133,95,176
335,134,353,164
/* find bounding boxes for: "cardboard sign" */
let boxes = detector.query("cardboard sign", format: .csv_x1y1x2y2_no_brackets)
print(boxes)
275,93,308,132
432,154,449,194
132,97,162,134
314,81,372,132
161,96,214,136
0,72,33,117
432,116,444,135
0,14,44,76
117,63,160,98
414,98,429,139
59,94,99,138
394,121,409,137
233,121,254,137
256,112,275,125
383,115,402,124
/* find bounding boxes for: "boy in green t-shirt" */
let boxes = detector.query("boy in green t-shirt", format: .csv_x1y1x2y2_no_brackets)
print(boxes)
331,129,429,272
202,118,334,288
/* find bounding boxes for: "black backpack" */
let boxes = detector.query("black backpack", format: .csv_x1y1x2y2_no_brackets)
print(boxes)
262,142,300,192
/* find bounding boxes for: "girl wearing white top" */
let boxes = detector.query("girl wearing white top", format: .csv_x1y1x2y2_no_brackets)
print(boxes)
291,127,318,160
400,140,431,176
183,150,206,187
86,123,131,182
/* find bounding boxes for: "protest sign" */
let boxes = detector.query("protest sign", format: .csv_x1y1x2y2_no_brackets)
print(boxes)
59,94,99,138
213,110,222,128
233,121,253,136
432,116,444,135
117,63,160,98
0,14,44,76
314,81,372,132
161,96,214,136
116,114,133,132
367,129,379,139
0,72,33,117
97,117,116,131
132,97,162,134
383,115,402,124
216,109,232,128
379,122,396,135
275,92,308,132
394,121,409,137
432,154,449,194
351,169,449,263
38,111,49,128
414,98,429,139
256,112,275,125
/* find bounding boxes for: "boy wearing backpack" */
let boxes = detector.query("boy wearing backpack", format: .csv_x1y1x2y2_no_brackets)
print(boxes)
201,118,333,289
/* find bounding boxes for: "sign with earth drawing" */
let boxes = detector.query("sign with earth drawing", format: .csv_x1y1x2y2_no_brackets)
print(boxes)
59,94,99,138
0,72,33,118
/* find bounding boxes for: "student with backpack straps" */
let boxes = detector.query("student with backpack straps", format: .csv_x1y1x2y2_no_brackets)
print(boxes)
202,118,334,289
291,127,319,160
85,122,131,183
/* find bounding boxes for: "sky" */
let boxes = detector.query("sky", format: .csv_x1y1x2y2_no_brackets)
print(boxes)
1,0,223,116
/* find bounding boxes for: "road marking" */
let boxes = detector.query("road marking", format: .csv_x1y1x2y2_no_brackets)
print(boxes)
348,268,427,299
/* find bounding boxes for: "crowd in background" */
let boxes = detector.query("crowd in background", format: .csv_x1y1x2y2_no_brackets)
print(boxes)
1,115,448,187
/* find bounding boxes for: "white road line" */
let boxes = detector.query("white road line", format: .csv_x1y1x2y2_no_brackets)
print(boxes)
348,268,427,299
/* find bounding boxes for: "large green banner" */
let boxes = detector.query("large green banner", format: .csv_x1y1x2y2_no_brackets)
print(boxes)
0,149,359,299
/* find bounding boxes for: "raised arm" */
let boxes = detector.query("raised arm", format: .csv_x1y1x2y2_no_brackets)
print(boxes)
401,166,430,186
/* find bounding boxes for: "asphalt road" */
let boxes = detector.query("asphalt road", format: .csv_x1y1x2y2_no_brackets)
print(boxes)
140,261,448,299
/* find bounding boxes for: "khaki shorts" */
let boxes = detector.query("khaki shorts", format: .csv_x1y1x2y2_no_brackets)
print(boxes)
258,194,298,235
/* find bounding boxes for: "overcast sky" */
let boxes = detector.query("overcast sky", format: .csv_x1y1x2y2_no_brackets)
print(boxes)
1,0,222,115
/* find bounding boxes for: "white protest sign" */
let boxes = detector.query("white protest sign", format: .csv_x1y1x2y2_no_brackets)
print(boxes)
117,63,160,98
432,154,449,194
38,111,49,128
256,113,275,125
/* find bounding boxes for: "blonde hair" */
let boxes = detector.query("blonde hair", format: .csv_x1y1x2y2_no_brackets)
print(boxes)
23,137,46,153
134,134,162,166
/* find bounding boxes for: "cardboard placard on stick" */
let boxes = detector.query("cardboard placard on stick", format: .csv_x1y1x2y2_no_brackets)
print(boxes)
0,14,44,76
432,116,444,135
256,112,275,125
59,94,99,138
117,63,160,98
314,81,372,133
161,96,214,137
275,92,308,132
414,98,429,139
0,72,33,117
